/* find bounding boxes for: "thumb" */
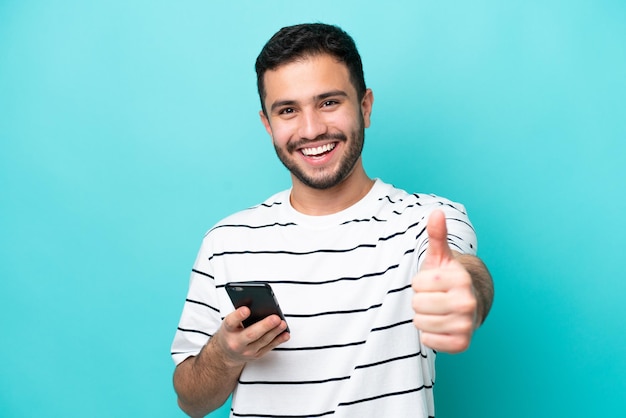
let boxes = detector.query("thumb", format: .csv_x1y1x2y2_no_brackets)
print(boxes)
424,210,454,267
223,307,250,332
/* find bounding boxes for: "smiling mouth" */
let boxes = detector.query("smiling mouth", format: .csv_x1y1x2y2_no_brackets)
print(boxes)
300,142,337,157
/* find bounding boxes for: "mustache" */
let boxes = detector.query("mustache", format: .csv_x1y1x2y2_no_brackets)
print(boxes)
286,132,347,153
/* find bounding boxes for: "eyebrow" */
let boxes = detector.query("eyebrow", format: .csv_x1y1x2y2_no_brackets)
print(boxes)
270,90,349,113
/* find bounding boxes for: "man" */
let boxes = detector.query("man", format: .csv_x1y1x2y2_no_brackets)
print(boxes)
171,23,493,418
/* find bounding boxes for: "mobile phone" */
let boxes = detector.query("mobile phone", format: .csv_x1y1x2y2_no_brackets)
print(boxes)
225,282,290,332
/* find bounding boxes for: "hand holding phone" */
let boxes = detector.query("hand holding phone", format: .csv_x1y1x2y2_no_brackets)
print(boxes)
225,282,290,333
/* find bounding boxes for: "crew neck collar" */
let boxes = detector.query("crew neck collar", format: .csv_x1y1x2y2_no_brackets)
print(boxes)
283,179,387,229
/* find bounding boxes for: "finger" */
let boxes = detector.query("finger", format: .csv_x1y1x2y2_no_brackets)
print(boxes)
257,320,290,348
223,307,250,332
243,315,287,344
412,291,451,315
420,331,471,354
413,312,474,334
412,269,456,292
243,317,289,357
252,328,291,359
425,210,454,266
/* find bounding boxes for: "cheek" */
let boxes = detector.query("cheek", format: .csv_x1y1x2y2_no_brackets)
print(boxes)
332,110,360,131
269,123,294,146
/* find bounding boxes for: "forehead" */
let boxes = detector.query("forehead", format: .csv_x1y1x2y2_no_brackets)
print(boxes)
262,54,355,105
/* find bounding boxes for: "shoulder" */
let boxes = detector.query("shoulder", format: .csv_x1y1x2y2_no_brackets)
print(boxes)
192,189,291,256
203,189,291,236
374,180,468,215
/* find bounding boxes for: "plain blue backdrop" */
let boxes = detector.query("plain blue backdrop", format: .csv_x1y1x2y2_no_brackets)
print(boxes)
1,1,625,417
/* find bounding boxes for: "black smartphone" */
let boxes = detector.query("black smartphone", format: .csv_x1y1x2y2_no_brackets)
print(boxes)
225,282,290,332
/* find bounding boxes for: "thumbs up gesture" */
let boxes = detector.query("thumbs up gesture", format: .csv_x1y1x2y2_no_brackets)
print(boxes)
412,210,478,353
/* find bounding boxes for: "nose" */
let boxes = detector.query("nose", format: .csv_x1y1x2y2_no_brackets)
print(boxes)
298,109,328,140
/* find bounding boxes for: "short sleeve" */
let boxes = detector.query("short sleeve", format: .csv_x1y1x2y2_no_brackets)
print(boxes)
416,200,478,270
170,238,223,365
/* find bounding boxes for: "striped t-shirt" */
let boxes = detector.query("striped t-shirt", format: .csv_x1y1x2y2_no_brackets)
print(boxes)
171,179,477,418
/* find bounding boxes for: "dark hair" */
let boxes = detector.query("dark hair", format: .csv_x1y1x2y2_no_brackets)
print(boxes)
255,23,366,115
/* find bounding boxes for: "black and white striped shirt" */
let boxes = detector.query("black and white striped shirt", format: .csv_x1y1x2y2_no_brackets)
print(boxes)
171,179,477,417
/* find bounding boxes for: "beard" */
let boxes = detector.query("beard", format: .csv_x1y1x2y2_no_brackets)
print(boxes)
273,118,365,190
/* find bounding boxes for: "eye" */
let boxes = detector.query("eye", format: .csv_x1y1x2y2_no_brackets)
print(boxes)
322,100,338,107
279,107,295,115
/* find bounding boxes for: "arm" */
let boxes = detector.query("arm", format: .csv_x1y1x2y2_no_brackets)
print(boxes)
173,308,290,417
173,338,243,417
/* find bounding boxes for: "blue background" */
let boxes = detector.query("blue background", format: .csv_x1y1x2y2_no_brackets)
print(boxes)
1,1,625,417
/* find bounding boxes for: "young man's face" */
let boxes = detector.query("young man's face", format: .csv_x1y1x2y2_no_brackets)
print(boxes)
260,54,373,190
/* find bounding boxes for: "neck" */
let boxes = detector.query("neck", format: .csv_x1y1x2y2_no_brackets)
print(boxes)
289,160,374,216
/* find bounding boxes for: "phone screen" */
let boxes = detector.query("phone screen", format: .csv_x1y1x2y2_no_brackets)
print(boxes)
225,282,289,332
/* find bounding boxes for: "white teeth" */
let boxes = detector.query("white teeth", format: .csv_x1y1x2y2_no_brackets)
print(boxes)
301,143,336,156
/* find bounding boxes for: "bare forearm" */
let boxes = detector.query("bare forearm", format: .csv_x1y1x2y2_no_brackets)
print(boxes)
173,338,244,417
454,253,494,327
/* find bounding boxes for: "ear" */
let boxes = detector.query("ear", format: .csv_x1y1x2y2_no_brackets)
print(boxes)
361,88,374,128
259,110,273,137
